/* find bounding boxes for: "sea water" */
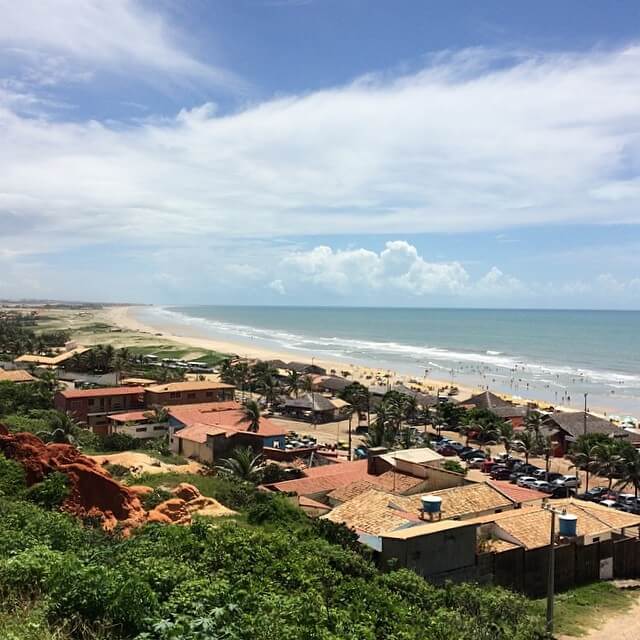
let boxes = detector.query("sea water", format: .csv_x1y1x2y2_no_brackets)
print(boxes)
134,305,640,416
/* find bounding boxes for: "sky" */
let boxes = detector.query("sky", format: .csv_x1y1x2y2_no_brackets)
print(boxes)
1,0,640,309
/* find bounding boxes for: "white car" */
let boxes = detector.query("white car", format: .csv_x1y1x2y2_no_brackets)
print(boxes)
517,476,538,488
530,480,554,493
466,457,486,469
552,475,581,488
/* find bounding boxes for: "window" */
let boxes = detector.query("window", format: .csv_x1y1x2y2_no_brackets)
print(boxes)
170,392,181,399
205,391,214,398
136,426,148,433
88,398,95,407
153,425,165,431
187,393,196,399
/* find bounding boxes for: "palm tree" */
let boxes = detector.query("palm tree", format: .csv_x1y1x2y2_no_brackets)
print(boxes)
569,438,599,493
524,410,543,435
36,411,80,445
498,422,515,456
237,399,261,433
285,369,302,398
472,421,500,445
216,447,265,483
300,375,316,427
592,442,623,491
339,382,370,427
614,446,640,498
513,430,539,465
539,435,554,481
144,405,169,424
256,375,281,407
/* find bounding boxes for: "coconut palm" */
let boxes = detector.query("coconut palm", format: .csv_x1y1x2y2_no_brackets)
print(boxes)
216,447,265,483
285,369,302,398
237,399,261,433
498,422,515,456
256,375,281,407
614,446,640,498
592,442,623,490
569,436,602,493
340,382,370,427
512,430,539,465
524,410,543,435
144,404,169,424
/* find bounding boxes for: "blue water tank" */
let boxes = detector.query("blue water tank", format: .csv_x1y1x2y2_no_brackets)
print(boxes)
559,513,578,537
421,495,442,514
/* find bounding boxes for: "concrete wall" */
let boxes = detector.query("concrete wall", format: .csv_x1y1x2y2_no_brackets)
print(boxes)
145,387,234,407
380,524,478,578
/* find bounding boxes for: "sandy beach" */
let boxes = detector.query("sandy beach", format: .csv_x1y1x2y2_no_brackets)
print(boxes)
102,305,484,401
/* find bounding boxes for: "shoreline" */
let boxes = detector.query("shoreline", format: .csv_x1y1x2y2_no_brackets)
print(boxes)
104,305,489,403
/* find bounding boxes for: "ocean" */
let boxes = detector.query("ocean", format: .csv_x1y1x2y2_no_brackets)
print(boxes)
134,306,640,417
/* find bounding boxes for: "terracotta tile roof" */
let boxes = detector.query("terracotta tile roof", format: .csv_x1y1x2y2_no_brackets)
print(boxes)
304,460,368,477
59,386,144,399
381,518,478,540
170,402,286,438
298,496,331,512
323,488,421,536
108,410,151,423
486,539,520,553
146,381,234,394
398,482,515,520
327,480,381,503
15,346,90,366
488,480,548,503
374,470,425,493
0,369,37,382
174,423,227,444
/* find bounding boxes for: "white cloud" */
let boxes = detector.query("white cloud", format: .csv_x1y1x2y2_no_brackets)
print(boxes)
268,279,286,295
0,0,238,88
280,241,472,296
2,43,640,256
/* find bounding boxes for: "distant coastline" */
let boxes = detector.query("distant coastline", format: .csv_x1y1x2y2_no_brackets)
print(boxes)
105,305,640,419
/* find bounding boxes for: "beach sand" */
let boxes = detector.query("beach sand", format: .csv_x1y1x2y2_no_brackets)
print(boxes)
102,305,487,403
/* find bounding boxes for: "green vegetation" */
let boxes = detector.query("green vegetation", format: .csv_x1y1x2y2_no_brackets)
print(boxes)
0,314,70,358
443,459,467,475
532,582,635,637
0,464,548,640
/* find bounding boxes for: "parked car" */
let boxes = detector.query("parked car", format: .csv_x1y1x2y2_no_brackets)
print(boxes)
549,486,575,499
552,475,581,489
530,480,554,493
481,459,496,473
460,449,486,461
466,457,486,469
576,486,608,502
509,471,525,484
516,476,538,488
435,445,458,457
599,499,619,509
490,467,512,481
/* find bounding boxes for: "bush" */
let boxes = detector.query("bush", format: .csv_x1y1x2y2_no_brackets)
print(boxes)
24,472,69,510
104,463,130,479
99,433,138,452
246,493,306,526
141,488,173,511
443,459,467,475
0,454,26,498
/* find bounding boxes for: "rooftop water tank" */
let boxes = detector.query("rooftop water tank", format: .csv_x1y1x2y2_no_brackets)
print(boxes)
559,513,578,537
421,495,442,514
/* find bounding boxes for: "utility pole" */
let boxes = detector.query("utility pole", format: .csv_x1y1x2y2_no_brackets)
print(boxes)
583,393,588,436
545,506,556,634
347,411,353,461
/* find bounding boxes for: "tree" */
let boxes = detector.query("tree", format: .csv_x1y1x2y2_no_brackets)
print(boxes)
498,422,515,456
237,399,261,433
512,430,539,465
285,369,302,398
256,375,281,407
615,445,640,498
569,433,611,493
144,405,169,424
524,410,543,435
592,442,623,490
216,446,265,483
339,382,370,426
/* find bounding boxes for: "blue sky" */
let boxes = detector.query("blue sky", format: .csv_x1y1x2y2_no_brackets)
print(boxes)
1,0,639,308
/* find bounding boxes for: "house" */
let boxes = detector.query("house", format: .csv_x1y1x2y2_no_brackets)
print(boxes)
281,393,351,423
54,386,145,434
167,401,286,463
286,361,327,376
312,375,352,395
0,369,37,383
14,346,90,368
107,410,168,439
460,390,528,427
120,377,157,387
144,380,235,407
542,411,625,455
367,383,439,410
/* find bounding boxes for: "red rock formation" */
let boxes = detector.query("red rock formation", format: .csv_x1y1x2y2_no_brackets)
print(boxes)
147,498,190,525
0,427,145,530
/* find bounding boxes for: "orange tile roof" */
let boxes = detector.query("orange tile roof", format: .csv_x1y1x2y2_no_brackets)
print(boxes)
169,402,286,438
174,423,228,444
323,488,421,536
304,460,369,478
374,470,425,493
0,369,37,383
269,465,372,496
146,381,234,394
59,386,144,399
488,480,548,503
108,410,152,423
327,480,381,503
